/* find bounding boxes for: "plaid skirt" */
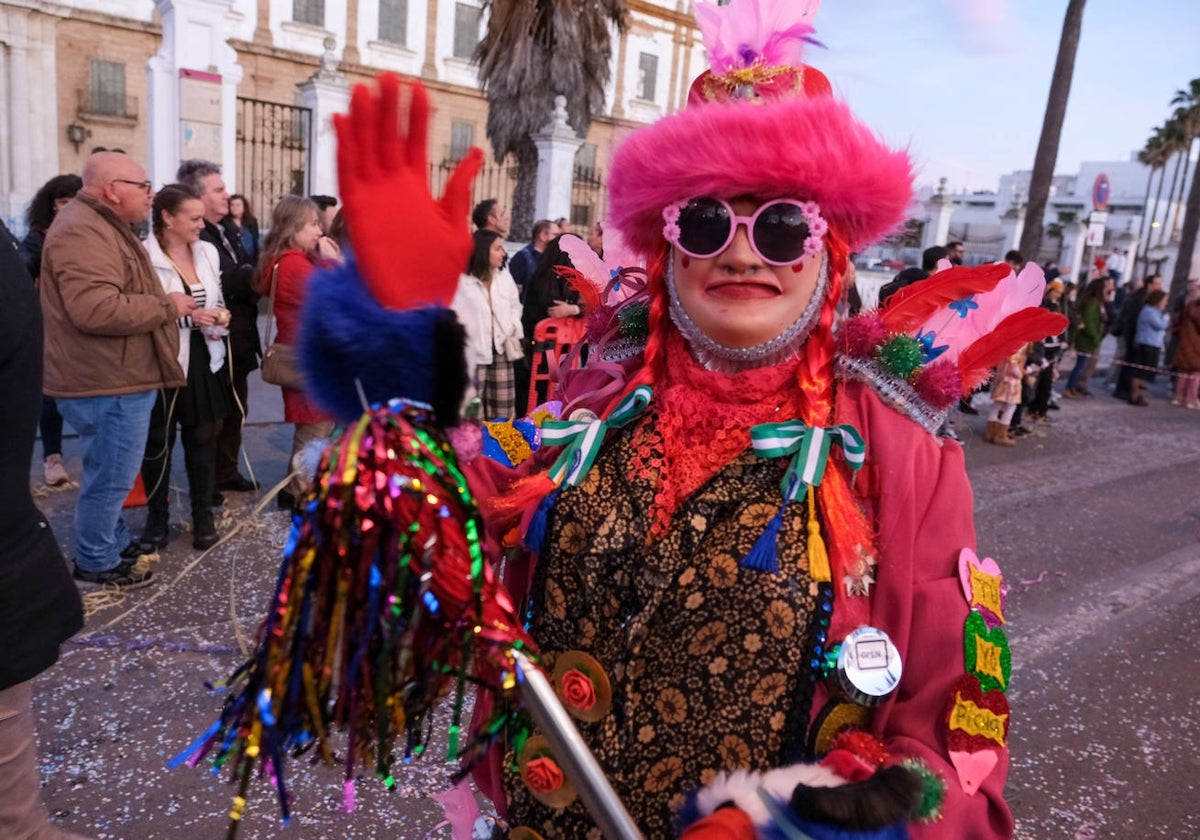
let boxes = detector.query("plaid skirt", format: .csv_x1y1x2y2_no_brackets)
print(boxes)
476,357,516,420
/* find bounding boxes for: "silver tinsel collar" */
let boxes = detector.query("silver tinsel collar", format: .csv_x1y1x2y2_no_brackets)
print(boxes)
666,252,829,373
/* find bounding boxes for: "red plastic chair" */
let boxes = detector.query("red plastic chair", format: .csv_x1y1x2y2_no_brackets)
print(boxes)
528,317,587,408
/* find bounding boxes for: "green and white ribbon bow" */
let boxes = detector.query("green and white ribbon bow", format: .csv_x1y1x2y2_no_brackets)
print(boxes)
749,421,866,500
542,385,653,487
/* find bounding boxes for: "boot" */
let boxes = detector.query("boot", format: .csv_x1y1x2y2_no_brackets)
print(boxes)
993,421,1015,447
140,507,170,550
986,421,1015,446
192,509,218,550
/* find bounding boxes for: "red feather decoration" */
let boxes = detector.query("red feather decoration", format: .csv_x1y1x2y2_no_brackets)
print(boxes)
880,264,1011,333
553,265,604,312
956,309,1069,392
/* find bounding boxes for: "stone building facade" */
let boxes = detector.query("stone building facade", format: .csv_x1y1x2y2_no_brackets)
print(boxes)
1,0,706,233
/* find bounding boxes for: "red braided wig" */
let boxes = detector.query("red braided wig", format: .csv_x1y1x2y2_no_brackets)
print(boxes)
797,233,876,631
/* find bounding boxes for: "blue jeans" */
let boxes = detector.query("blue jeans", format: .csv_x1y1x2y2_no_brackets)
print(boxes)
56,391,157,572
1065,350,1092,392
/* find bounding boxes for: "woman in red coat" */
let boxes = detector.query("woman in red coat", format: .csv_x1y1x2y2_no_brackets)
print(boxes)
256,195,331,508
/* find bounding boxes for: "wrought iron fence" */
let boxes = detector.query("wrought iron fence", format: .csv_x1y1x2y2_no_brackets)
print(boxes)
570,166,607,231
429,157,517,218
236,98,312,219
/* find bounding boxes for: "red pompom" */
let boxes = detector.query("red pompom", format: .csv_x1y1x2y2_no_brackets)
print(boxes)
913,359,962,410
820,748,875,783
679,807,757,840
830,729,892,767
841,313,888,358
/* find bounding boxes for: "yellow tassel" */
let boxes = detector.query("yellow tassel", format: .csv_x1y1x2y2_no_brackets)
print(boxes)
806,486,832,583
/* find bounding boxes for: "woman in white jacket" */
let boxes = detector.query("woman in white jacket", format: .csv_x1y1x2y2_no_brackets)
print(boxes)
451,230,523,419
139,184,233,551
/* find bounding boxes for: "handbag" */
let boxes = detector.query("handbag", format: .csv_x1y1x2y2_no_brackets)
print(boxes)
503,333,526,362
260,262,305,389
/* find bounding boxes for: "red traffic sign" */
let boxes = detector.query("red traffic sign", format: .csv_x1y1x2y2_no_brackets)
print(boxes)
1092,173,1111,211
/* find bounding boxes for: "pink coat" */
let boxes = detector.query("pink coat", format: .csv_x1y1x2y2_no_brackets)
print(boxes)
839,380,1012,838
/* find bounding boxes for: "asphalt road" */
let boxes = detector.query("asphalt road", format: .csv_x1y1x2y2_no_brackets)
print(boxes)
27,359,1200,839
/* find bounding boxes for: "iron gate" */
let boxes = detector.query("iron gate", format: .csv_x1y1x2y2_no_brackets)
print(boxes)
236,98,312,221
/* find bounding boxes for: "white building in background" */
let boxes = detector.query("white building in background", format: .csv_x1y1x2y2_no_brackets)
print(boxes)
885,152,1190,284
0,0,706,233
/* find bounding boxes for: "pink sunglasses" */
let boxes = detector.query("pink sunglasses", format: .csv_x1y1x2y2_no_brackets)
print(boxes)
662,197,827,265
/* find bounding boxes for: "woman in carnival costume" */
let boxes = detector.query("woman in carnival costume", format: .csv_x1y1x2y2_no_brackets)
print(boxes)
181,2,1066,838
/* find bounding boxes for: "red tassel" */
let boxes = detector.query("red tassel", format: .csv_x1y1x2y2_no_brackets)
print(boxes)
880,263,1010,333
956,308,1069,392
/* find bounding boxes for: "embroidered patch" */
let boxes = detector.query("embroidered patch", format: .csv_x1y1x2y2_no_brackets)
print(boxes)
964,611,1011,692
945,674,1009,752
958,547,1006,626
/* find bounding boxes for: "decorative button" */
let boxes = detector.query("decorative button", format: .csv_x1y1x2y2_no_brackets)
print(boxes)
834,625,902,707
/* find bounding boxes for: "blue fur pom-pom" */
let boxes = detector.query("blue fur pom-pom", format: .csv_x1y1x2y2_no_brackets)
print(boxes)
298,255,468,425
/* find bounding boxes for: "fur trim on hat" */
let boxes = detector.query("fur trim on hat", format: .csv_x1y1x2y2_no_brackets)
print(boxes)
608,95,913,257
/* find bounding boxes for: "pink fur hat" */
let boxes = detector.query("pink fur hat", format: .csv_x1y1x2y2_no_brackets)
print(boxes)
607,91,914,258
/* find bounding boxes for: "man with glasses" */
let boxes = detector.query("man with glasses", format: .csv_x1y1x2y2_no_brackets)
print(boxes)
40,151,194,589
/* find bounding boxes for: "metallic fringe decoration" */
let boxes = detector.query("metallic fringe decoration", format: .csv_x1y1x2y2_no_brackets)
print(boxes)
171,400,537,837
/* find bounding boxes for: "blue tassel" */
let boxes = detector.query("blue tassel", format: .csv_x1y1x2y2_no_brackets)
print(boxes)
522,488,560,553
740,500,788,574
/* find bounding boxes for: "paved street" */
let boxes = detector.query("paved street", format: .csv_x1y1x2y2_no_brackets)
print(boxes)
27,353,1200,839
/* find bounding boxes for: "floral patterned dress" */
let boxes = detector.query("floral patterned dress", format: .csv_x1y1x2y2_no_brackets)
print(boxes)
504,341,828,838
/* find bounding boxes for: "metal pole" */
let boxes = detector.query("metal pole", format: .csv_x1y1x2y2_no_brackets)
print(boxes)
512,650,643,840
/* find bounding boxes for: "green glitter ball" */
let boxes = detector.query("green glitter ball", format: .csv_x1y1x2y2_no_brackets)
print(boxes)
618,303,650,338
903,757,947,821
877,334,923,379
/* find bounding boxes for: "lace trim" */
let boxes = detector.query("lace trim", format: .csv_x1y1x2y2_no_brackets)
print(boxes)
838,356,947,435
667,251,829,373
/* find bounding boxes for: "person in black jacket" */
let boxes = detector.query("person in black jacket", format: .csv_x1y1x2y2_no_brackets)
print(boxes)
19,174,83,488
177,160,260,493
1112,274,1162,401
0,220,87,838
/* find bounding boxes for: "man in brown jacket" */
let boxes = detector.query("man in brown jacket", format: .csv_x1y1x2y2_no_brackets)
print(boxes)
40,151,193,588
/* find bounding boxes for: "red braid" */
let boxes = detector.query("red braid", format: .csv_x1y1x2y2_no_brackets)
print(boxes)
797,233,875,632
603,243,670,415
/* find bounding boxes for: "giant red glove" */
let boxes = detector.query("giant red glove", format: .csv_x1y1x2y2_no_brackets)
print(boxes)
332,73,483,309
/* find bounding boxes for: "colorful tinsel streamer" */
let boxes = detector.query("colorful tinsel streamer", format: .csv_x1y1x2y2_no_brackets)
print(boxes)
172,400,537,837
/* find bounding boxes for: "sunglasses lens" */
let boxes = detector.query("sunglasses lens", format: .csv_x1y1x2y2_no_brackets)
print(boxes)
676,198,731,257
753,202,810,264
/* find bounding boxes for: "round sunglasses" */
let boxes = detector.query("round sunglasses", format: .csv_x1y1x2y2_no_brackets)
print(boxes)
662,197,828,266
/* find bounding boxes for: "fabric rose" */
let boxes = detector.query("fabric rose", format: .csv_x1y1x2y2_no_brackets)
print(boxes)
560,668,597,711
525,756,565,793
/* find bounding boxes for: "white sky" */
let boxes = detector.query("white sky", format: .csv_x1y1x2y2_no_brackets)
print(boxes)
808,0,1200,192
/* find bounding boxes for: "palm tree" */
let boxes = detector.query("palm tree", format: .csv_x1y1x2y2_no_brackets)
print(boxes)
1155,117,1188,250
1169,78,1200,301
1168,99,1200,240
474,0,627,238
1140,125,1174,278
1019,0,1087,262
1135,131,1168,279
